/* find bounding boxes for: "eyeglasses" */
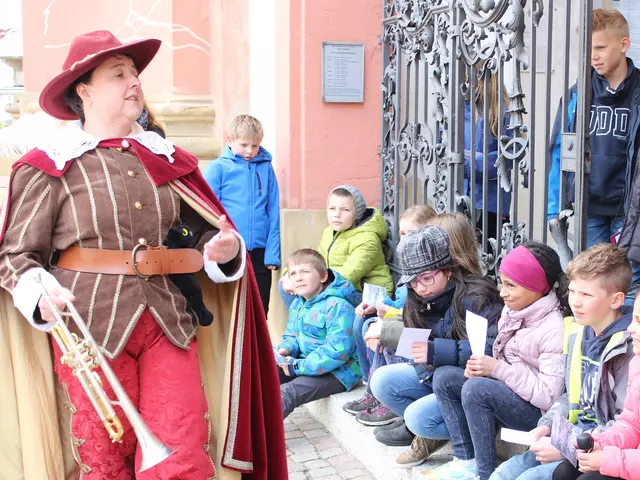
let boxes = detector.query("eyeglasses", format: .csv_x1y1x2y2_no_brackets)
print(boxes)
408,271,440,289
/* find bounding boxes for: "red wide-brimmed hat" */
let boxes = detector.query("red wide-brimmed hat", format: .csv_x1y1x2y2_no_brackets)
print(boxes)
39,30,161,120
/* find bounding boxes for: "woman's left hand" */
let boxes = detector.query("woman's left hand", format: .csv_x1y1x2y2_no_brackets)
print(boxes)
577,449,603,473
204,215,240,264
411,342,428,364
464,355,497,378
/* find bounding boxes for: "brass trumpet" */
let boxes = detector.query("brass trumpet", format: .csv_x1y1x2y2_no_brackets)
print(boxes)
35,274,174,472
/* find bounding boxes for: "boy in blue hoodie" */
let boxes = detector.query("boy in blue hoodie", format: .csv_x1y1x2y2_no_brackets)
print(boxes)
548,9,640,254
490,243,634,480
203,115,280,315
276,249,362,419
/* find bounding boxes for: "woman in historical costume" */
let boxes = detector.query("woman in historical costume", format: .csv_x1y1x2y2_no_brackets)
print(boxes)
0,30,286,479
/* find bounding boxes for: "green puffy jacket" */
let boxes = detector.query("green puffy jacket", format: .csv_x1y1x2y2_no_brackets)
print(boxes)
318,207,394,295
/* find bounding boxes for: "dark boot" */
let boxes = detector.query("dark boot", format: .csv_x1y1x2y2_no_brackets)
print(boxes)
372,417,404,435
374,422,415,446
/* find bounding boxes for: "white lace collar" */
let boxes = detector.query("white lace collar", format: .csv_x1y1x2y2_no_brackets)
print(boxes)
36,120,176,170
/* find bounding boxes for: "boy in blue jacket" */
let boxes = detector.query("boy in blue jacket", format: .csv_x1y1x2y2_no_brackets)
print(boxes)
548,9,640,257
203,115,280,315
276,249,362,419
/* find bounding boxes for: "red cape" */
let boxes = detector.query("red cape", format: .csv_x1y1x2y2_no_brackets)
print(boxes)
2,140,287,479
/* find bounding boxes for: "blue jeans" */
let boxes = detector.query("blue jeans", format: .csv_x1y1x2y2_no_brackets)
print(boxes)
369,363,449,440
586,214,623,249
489,449,562,480
585,215,640,306
433,366,542,480
367,347,407,395
626,261,640,306
354,315,375,383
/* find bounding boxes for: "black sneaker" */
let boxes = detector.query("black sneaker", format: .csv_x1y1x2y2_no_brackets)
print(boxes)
342,393,378,415
372,417,404,435
374,423,415,447
355,402,399,426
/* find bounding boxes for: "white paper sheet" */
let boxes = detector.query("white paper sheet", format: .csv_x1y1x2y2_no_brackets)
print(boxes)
500,428,537,446
396,328,432,360
466,311,488,357
363,283,387,306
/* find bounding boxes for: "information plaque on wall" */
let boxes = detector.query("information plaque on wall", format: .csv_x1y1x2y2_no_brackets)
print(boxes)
322,42,365,103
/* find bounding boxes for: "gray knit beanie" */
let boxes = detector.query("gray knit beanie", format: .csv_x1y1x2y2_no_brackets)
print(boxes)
396,226,452,286
330,184,366,221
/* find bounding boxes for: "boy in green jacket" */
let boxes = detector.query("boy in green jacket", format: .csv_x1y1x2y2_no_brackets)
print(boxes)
280,184,394,300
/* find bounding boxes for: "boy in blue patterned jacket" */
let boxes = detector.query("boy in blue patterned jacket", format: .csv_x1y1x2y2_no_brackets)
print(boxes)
276,248,362,419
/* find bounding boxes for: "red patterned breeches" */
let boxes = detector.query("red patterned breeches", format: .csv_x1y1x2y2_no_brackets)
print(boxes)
53,309,215,480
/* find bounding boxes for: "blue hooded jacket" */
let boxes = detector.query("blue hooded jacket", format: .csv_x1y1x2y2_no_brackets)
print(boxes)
463,103,512,216
383,285,408,310
203,144,281,267
277,270,362,391
548,59,640,220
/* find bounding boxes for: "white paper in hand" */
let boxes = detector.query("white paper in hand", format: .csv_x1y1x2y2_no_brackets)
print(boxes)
396,328,431,360
500,428,537,446
363,283,386,306
466,311,488,357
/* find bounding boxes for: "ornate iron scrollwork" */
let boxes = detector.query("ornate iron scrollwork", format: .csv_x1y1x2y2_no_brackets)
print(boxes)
381,0,539,278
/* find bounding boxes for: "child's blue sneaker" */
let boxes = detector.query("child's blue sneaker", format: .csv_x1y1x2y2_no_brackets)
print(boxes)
415,458,477,480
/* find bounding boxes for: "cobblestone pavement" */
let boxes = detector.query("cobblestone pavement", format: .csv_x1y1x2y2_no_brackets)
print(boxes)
286,407,375,480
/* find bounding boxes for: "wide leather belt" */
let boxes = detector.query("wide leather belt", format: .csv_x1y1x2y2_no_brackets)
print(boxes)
56,245,204,279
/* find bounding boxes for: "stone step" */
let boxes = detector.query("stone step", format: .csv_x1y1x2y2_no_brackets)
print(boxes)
304,385,529,480
304,385,452,480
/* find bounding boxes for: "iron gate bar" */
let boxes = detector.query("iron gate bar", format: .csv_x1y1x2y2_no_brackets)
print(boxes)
541,0,554,244
380,0,590,277
574,0,594,253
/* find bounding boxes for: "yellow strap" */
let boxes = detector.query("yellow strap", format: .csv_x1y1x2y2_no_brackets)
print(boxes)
564,317,583,423
563,316,580,354
383,307,402,319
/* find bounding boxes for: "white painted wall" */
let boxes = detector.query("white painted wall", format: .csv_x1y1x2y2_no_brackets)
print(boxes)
248,0,277,165
0,0,21,29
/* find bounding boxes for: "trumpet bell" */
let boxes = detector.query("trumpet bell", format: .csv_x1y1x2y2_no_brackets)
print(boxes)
137,440,174,473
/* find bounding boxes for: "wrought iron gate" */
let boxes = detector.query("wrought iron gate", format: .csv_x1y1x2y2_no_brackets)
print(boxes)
380,0,593,276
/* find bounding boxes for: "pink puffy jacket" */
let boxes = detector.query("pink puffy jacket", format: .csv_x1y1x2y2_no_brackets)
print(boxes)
490,291,565,411
593,355,640,480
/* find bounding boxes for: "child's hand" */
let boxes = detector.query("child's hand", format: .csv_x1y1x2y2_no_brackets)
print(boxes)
278,363,291,376
411,341,428,364
530,437,563,464
578,449,603,473
356,302,376,317
277,348,288,356
465,355,497,377
530,425,550,441
366,337,382,353
364,320,382,340
364,320,382,352
280,273,294,294
375,302,390,319
267,265,278,271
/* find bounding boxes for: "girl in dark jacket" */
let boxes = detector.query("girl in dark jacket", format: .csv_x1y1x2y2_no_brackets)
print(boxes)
367,226,503,462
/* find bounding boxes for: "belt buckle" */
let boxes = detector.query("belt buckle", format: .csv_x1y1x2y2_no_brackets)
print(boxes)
132,242,152,280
